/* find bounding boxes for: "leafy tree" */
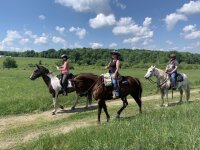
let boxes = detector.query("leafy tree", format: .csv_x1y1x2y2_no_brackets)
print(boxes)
3,57,18,68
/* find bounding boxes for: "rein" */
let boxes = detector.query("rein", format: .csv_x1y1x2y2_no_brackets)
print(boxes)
80,76,101,95
147,73,169,88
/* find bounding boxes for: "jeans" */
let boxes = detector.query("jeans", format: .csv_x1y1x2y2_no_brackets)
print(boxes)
110,73,119,97
61,74,68,91
169,72,177,87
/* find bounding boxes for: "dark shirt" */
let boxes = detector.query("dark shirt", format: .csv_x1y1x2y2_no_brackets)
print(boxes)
109,60,118,74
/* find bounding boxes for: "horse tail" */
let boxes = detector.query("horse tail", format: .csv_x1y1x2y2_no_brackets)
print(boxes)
135,78,142,99
129,77,142,113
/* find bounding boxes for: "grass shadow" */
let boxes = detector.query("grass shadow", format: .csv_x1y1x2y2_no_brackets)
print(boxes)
168,100,195,107
57,105,98,114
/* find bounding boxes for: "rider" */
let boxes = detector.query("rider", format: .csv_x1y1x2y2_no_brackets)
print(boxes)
165,53,179,90
57,54,70,96
105,50,121,99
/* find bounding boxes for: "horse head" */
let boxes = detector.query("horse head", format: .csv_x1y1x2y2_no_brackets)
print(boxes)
71,73,98,96
144,66,156,79
30,65,50,80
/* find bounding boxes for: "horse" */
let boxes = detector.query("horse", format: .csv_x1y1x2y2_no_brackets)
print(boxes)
29,65,92,115
71,73,142,124
144,66,190,107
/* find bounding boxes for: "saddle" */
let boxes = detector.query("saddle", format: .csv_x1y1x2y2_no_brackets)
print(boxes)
176,73,184,82
57,73,74,88
101,73,128,87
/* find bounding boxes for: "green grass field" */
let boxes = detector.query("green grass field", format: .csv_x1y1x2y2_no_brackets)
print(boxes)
1,57,200,149
0,57,200,116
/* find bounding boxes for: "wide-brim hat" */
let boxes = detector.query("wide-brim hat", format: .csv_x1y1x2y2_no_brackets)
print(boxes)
110,51,120,56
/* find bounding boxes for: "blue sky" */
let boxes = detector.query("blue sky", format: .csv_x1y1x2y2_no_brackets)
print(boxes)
0,0,200,53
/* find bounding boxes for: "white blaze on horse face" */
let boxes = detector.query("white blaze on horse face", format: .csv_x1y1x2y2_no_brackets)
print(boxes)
47,74,62,91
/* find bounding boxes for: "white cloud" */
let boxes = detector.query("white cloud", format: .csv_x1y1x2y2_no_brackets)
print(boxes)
183,24,196,32
164,13,187,31
109,42,117,48
113,0,126,10
34,36,47,45
20,38,30,45
182,24,200,40
177,0,200,15
25,30,37,39
166,40,173,45
55,0,111,14
164,1,200,30
69,26,86,39
90,42,103,49
52,36,65,44
112,17,153,46
38,15,46,20
2,30,21,46
55,26,65,34
89,13,116,28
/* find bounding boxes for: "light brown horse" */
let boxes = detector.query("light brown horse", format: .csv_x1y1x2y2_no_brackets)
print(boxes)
72,73,142,124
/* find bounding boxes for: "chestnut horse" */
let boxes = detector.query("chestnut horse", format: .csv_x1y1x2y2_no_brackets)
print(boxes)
72,73,142,124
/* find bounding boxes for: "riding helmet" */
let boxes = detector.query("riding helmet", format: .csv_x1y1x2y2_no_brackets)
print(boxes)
61,54,68,59
169,54,176,59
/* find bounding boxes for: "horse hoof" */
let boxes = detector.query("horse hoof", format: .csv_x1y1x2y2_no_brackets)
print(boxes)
97,121,101,125
107,117,110,122
116,114,120,119
71,107,75,110
84,107,88,110
60,105,64,109
164,104,168,107
52,112,56,115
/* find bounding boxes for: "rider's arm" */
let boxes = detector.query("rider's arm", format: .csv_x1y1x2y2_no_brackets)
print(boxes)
105,62,111,69
113,60,120,77
59,61,68,71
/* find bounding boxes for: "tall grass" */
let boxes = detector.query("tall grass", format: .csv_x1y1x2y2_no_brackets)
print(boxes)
16,101,200,150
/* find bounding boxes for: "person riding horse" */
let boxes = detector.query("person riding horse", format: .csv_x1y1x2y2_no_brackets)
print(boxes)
165,54,179,90
105,50,121,99
56,54,70,96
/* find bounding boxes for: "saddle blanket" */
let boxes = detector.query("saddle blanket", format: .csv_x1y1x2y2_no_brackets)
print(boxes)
101,73,112,86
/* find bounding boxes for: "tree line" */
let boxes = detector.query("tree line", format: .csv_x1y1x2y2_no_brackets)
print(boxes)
1,48,200,67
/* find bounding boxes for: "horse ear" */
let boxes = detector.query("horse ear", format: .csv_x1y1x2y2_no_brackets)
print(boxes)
36,64,40,69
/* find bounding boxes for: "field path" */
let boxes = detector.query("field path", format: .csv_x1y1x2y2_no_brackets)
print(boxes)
0,89,200,149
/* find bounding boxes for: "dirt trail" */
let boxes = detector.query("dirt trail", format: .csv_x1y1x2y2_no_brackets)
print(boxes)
0,89,200,149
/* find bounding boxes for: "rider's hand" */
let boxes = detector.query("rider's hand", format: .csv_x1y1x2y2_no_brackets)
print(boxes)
112,74,116,79
56,66,59,70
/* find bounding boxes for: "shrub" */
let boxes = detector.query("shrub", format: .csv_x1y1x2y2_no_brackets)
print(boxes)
3,57,18,68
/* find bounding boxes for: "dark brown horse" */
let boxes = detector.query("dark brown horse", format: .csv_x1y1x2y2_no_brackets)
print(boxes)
72,73,142,124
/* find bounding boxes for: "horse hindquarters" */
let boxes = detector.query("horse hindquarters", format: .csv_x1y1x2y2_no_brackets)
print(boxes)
129,77,142,113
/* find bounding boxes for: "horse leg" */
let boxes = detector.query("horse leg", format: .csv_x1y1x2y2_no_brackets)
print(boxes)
52,92,58,115
185,85,190,103
160,89,164,107
102,100,110,122
165,89,169,107
71,94,79,110
97,99,103,124
116,97,128,118
178,88,183,104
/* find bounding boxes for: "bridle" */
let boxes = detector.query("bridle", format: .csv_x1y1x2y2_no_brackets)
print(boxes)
147,71,169,88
